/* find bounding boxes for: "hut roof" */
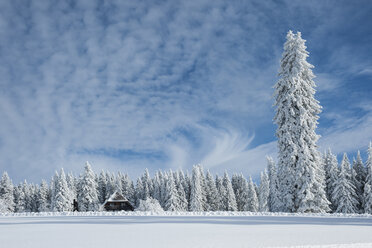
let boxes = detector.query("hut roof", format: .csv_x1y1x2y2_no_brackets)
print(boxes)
100,191,134,211
106,191,128,202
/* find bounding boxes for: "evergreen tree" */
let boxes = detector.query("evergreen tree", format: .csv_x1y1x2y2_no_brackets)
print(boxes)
267,157,281,212
0,172,14,212
332,154,358,213
22,180,32,212
222,171,237,211
258,170,270,212
135,177,144,207
353,151,366,212
323,149,339,211
246,176,259,212
189,165,204,211
152,171,163,205
50,172,58,210
205,170,221,211
215,175,226,211
29,184,39,212
77,162,99,211
181,171,191,205
128,180,136,206
121,173,134,204
66,172,77,208
350,159,362,212
38,180,50,212
105,172,117,199
364,143,372,213
13,184,26,212
53,169,72,212
97,170,107,204
141,168,152,200
232,174,248,211
274,31,329,213
173,171,188,211
198,166,208,211
164,173,179,211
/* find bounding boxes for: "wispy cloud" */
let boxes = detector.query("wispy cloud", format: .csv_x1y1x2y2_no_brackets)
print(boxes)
0,0,371,182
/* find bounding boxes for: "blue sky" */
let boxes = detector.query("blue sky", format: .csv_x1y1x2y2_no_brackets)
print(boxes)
0,0,371,183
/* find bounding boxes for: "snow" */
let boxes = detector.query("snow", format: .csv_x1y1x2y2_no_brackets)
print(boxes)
1,212,372,248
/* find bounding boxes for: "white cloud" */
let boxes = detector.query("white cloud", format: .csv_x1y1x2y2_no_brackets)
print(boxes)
319,111,372,155
0,0,370,183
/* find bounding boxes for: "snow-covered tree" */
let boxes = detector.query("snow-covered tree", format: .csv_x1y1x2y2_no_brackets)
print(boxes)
135,177,144,207
135,197,163,212
323,149,339,211
77,162,99,211
97,170,107,204
189,165,204,211
22,180,33,212
13,184,26,212
105,172,117,199
180,171,191,204
66,172,77,204
353,151,366,212
120,173,134,205
141,169,152,200
198,166,208,211
29,184,39,212
231,174,248,211
0,198,10,213
214,176,225,211
38,180,50,212
164,172,183,211
258,170,270,212
222,172,237,211
267,157,280,212
205,170,221,211
152,171,163,205
332,154,358,213
173,171,188,211
364,143,372,213
52,169,72,212
274,31,329,213
245,176,259,212
0,172,14,212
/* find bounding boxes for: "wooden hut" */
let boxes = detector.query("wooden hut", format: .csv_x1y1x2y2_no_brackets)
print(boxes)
101,191,134,211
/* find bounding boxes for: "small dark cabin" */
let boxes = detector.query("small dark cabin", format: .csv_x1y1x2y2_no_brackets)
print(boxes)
102,191,134,211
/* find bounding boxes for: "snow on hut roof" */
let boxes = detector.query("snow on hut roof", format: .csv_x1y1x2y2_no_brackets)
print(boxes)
107,191,128,202
100,191,130,210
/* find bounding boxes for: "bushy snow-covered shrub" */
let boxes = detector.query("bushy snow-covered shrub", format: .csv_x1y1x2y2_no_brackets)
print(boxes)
135,198,163,212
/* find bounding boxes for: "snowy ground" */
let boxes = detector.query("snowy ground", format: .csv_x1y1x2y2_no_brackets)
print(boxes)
1,212,372,248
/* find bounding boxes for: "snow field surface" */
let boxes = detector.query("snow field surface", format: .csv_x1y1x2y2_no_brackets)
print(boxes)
1,212,372,248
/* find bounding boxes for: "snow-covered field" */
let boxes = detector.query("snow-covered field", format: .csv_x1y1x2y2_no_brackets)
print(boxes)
1,212,372,248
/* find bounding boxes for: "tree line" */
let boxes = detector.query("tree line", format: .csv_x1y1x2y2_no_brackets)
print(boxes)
0,144,371,214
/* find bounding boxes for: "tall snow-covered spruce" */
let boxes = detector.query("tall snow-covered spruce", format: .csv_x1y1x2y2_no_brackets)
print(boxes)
274,31,330,213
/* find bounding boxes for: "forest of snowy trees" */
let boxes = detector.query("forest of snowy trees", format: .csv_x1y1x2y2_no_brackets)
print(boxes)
0,144,372,214
1,31,371,215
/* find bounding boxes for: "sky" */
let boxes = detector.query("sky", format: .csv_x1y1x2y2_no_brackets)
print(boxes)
0,0,371,183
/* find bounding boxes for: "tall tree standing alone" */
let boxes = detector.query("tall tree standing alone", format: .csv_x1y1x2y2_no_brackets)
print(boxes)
274,31,329,213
